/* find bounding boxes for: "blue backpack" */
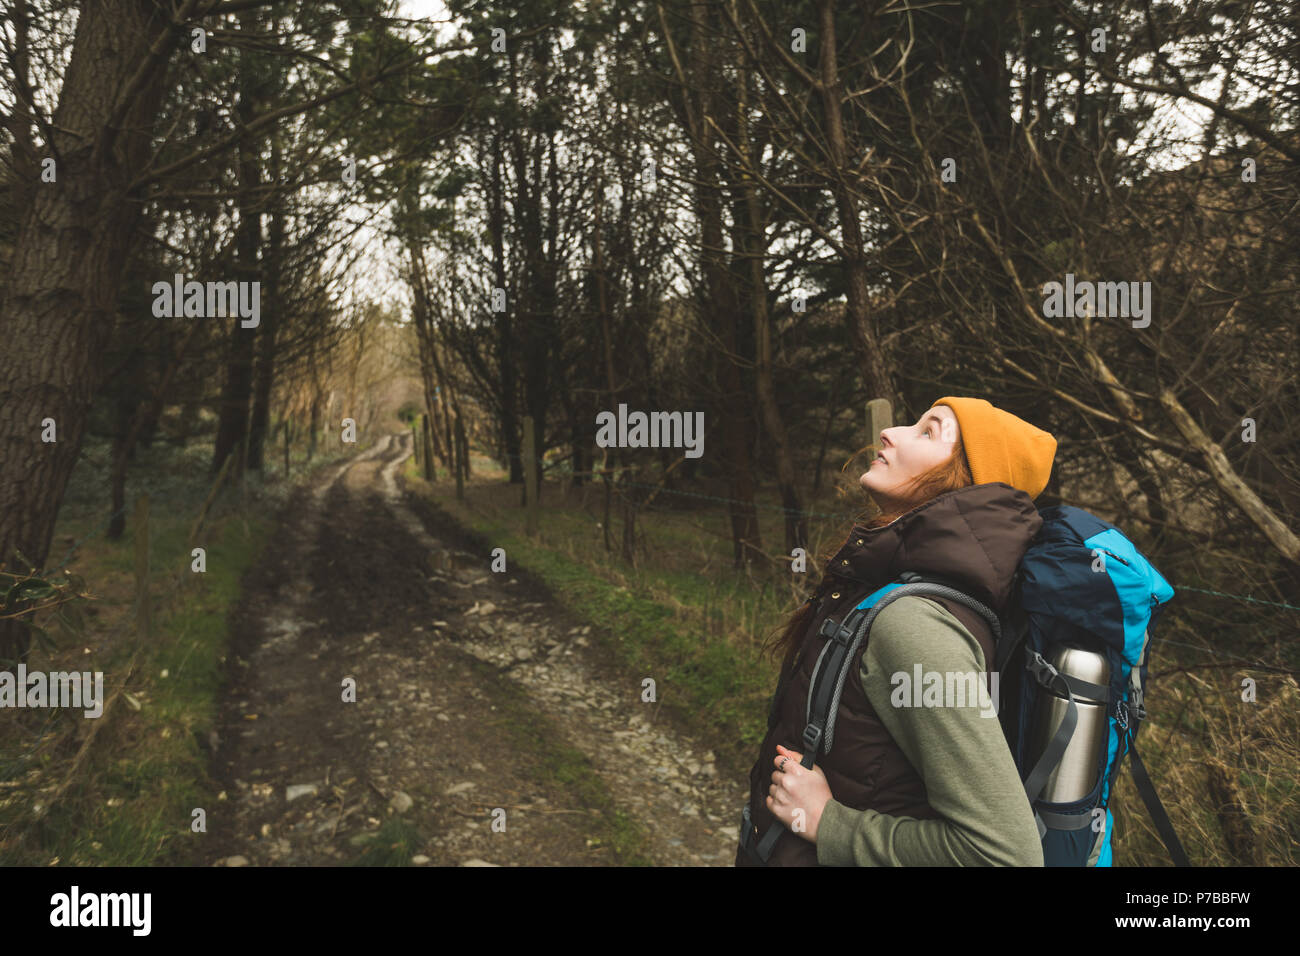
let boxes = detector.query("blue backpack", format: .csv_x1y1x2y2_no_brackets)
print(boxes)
744,504,1188,866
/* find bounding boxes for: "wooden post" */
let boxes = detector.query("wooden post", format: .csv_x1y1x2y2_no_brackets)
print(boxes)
454,413,466,501
601,448,614,553
867,398,893,452
457,413,471,480
133,493,151,643
234,428,250,510
423,412,435,481
190,451,234,546
523,415,538,536
621,463,638,566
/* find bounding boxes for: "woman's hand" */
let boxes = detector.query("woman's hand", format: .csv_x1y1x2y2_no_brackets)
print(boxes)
767,744,833,844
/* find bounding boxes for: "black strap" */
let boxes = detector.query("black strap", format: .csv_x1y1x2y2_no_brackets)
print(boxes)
739,803,787,864
1021,665,1079,804
1125,734,1191,866
800,609,862,767
1025,647,1110,704
1099,635,1187,866
807,576,1001,759
995,606,1027,676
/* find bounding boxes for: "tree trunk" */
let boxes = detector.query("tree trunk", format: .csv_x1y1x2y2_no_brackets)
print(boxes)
425,414,435,477
212,10,263,476
108,395,134,540
248,129,284,471
308,393,320,462
0,0,172,663
736,66,807,559
427,334,457,473
687,3,760,568
486,133,523,484
814,0,900,411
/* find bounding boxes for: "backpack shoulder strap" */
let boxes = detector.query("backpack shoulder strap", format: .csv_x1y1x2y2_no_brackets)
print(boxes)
743,574,1006,865
803,572,1002,765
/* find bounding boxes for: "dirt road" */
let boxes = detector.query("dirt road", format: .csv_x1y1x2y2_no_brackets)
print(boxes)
202,433,748,866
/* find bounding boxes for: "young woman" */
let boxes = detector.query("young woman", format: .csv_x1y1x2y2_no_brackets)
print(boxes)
735,396,1057,866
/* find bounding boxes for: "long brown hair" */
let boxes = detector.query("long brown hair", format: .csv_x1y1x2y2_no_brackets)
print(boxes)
759,436,975,671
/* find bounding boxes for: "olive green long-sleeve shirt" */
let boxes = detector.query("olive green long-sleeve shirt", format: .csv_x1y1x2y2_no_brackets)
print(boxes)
814,596,1044,867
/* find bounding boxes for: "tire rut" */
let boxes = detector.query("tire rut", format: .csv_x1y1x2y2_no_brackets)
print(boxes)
203,433,745,867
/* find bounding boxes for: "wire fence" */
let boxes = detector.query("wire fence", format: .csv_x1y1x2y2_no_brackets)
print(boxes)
18,433,1294,697
483,453,1300,618
419,434,1300,684
2,426,1289,863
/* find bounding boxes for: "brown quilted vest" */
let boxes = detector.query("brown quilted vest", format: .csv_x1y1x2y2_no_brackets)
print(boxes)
735,482,1043,866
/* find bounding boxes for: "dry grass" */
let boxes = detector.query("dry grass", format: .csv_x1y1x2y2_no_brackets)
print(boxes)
420,452,1299,867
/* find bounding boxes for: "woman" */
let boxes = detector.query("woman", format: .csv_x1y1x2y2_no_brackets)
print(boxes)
735,396,1056,866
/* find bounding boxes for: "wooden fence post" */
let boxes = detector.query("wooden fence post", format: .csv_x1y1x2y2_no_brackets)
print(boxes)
457,413,471,480
523,415,538,536
423,412,435,481
867,398,893,452
133,493,151,643
454,413,466,501
190,451,234,547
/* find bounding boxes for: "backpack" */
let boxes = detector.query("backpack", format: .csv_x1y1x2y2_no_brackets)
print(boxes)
739,504,1189,867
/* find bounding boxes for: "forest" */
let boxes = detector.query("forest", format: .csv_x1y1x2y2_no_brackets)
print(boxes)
0,0,1296,873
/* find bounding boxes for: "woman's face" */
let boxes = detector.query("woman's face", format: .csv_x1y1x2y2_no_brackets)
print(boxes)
859,405,961,510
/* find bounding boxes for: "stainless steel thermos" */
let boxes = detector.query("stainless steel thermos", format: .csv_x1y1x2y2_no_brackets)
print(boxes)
1026,644,1111,803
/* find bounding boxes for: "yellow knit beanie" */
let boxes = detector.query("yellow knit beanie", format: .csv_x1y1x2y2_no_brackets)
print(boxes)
932,396,1058,500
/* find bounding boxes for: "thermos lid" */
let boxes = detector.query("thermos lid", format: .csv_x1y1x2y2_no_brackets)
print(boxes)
1049,644,1110,703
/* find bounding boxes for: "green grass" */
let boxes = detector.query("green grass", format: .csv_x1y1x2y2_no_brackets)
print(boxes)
400,453,1300,868
460,653,657,865
0,427,380,866
0,508,274,866
350,818,424,866
400,456,791,765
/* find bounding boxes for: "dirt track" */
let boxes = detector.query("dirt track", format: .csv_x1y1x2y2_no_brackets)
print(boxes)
202,433,748,866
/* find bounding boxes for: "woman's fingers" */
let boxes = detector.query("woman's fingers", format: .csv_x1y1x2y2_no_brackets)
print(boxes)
774,745,804,767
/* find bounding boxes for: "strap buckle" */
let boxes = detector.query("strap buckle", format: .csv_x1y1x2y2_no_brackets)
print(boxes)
1025,649,1060,688
802,723,823,755
740,804,756,845
819,615,854,645
738,804,765,864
